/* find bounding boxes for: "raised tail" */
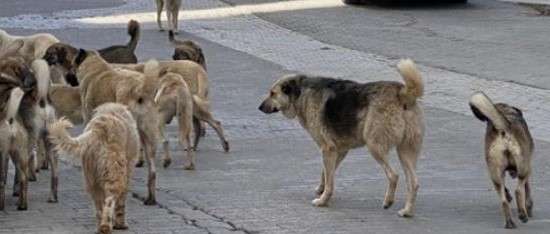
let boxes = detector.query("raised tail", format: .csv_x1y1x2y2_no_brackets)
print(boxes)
397,59,423,107
48,118,81,155
469,92,509,131
6,88,25,126
126,20,140,52
31,59,50,102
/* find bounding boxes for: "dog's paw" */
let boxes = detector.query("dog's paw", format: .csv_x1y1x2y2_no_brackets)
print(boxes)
505,220,517,229
98,224,112,234
383,200,394,209
163,159,172,168
311,198,328,207
222,141,230,152
397,208,414,218
315,185,324,195
28,175,37,182
183,163,195,170
159,28,165,32
519,213,528,223
47,197,58,203
17,204,27,211
113,223,128,230
143,197,157,206
135,160,144,168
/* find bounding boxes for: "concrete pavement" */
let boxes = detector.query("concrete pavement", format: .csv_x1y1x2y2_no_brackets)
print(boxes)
1,0,550,233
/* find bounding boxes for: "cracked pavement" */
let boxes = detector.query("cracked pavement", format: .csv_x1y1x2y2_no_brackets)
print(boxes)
2,0,550,233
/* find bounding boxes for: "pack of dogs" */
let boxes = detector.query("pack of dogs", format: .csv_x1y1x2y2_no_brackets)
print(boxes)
0,6,538,233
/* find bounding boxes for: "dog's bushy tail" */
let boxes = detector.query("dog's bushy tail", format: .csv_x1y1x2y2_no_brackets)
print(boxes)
48,118,82,156
127,20,140,52
31,59,50,101
142,59,160,97
469,92,509,131
397,59,423,107
6,88,24,129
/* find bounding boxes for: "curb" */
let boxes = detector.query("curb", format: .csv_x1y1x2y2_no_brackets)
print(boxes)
499,0,550,15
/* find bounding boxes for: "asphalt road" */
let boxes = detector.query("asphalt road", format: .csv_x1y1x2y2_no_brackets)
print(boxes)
1,0,550,234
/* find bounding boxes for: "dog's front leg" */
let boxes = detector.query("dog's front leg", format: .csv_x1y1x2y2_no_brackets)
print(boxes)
45,137,58,203
155,0,165,31
312,148,337,207
141,132,157,205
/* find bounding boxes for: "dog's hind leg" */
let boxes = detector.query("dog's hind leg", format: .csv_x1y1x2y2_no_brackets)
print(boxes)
312,146,338,207
113,191,128,230
45,137,58,203
159,122,172,168
396,143,420,218
98,195,115,234
27,147,37,181
491,170,516,229
38,140,48,170
316,150,348,195
155,0,165,31
192,117,202,150
10,151,28,210
525,179,533,217
516,177,529,223
141,132,157,205
367,141,398,210
193,103,229,152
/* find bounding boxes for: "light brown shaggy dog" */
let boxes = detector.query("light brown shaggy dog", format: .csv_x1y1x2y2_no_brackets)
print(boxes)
73,49,160,205
470,92,534,229
259,59,424,217
49,103,140,234
0,88,29,211
156,0,182,33
0,29,59,60
113,60,229,157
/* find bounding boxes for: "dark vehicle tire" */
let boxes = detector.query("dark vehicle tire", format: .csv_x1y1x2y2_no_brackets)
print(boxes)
343,0,364,5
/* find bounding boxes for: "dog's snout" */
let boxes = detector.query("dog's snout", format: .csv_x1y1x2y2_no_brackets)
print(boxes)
259,100,278,114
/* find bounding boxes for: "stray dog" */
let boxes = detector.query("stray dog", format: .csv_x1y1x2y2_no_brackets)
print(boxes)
0,88,29,211
43,20,141,85
168,30,206,70
49,103,140,233
469,92,534,229
156,0,182,33
113,60,229,159
259,59,424,217
0,40,24,59
0,29,59,60
72,49,160,205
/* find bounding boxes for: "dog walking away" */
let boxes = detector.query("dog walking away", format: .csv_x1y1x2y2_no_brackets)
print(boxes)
156,0,182,33
168,30,206,70
469,92,534,229
259,59,424,217
0,88,29,211
49,103,140,233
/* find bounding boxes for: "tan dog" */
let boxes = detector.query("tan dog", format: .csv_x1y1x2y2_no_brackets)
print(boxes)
49,84,83,125
0,88,29,211
470,92,534,229
154,72,194,169
156,0,182,33
259,59,424,217
49,103,140,233
73,49,160,205
168,30,206,70
0,29,59,60
113,60,229,157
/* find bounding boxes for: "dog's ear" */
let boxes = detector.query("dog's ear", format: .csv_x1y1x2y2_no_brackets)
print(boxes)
57,46,67,64
470,104,488,122
512,107,523,117
65,72,79,86
282,78,301,99
74,48,88,66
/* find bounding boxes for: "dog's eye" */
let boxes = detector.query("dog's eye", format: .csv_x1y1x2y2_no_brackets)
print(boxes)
270,91,275,97
137,97,144,104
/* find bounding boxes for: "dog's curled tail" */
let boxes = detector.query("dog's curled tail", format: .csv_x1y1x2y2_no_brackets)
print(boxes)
397,59,423,107
469,92,509,131
6,88,25,127
48,118,81,155
142,59,160,97
127,20,140,52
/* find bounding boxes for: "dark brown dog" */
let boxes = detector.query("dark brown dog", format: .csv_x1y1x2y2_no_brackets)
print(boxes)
169,30,206,70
